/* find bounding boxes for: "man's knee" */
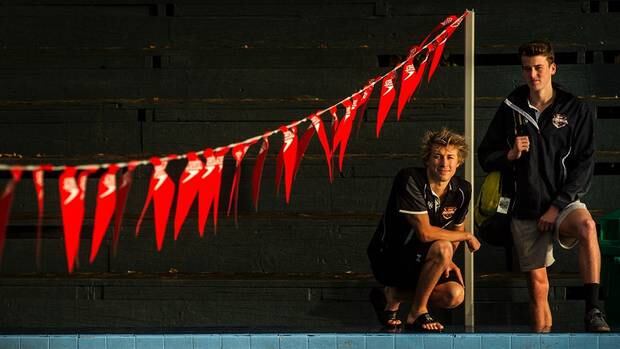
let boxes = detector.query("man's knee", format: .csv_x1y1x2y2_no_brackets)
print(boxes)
578,218,597,242
444,285,464,309
428,240,453,264
561,209,597,242
433,284,464,309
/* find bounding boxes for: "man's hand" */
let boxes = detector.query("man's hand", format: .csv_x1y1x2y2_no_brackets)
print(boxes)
445,261,464,286
466,234,481,253
538,205,559,233
507,136,530,160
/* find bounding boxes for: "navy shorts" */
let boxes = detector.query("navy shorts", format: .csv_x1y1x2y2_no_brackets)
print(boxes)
368,242,462,289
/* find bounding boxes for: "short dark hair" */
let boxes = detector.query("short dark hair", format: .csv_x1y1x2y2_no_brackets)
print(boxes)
518,40,555,64
421,128,468,165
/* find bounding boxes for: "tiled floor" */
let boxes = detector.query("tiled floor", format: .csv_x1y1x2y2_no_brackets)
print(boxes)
0,333,619,349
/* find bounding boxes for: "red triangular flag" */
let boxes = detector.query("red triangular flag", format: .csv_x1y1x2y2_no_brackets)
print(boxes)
32,165,50,268
396,55,415,120
273,129,297,196
199,148,228,236
427,15,462,82
426,34,445,82
294,123,316,179
59,167,93,273
332,95,360,172
278,126,298,203
376,72,397,138
0,168,22,263
418,15,455,49
329,106,339,134
251,137,269,211
227,141,254,225
89,165,119,263
136,157,175,251
275,145,284,196
198,149,216,236
173,152,203,239
112,162,136,256
309,114,333,182
355,83,375,134
397,50,429,119
76,168,95,269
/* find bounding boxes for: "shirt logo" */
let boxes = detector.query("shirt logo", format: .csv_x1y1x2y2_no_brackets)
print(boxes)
552,113,568,129
427,200,434,210
441,206,457,220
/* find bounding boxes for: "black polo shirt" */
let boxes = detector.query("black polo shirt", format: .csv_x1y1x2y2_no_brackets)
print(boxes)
371,167,471,253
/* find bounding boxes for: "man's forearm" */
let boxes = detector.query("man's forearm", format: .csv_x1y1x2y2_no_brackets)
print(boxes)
416,225,473,244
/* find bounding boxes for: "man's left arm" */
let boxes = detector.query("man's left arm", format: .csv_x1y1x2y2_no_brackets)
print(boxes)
451,180,472,251
451,223,464,251
540,104,595,232
553,103,595,209
444,184,470,285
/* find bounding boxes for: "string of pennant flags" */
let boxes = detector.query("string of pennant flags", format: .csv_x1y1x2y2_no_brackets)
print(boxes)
0,12,466,272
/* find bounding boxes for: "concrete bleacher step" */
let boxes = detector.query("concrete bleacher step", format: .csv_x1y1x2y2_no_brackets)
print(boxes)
0,271,601,333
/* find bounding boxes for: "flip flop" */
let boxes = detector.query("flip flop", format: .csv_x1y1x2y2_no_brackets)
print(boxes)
404,313,443,332
369,287,401,329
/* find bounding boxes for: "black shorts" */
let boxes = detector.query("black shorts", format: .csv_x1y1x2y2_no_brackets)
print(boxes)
368,242,462,289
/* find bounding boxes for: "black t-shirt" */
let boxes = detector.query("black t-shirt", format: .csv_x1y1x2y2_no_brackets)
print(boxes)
370,167,471,253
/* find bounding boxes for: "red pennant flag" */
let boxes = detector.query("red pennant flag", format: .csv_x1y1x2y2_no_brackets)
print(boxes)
0,168,22,263
354,83,375,133
251,137,269,211
309,114,333,182
275,147,284,196
376,72,396,138
199,148,228,236
275,128,298,196
136,157,175,251
427,15,462,82
77,168,96,264
418,15,455,49
58,167,80,271
397,50,429,119
329,106,339,135
59,167,93,273
89,165,119,263
32,165,50,268
294,123,315,178
227,141,254,225
173,152,204,240
112,162,137,256
278,126,298,203
396,56,415,120
327,106,340,177
332,95,360,172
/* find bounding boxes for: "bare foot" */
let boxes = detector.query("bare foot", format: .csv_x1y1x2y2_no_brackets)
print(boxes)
383,287,401,327
406,312,444,332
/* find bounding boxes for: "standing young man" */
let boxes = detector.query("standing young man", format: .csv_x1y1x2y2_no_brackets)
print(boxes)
368,128,480,332
478,41,610,332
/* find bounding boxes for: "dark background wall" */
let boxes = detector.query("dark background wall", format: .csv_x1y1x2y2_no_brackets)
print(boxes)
1,0,619,331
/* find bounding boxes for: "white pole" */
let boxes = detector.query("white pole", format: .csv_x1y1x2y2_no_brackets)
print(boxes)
464,9,475,332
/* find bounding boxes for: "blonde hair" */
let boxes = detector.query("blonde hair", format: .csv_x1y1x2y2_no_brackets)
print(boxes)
421,128,468,165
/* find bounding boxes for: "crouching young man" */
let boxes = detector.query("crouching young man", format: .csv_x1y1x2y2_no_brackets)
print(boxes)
367,128,481,332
